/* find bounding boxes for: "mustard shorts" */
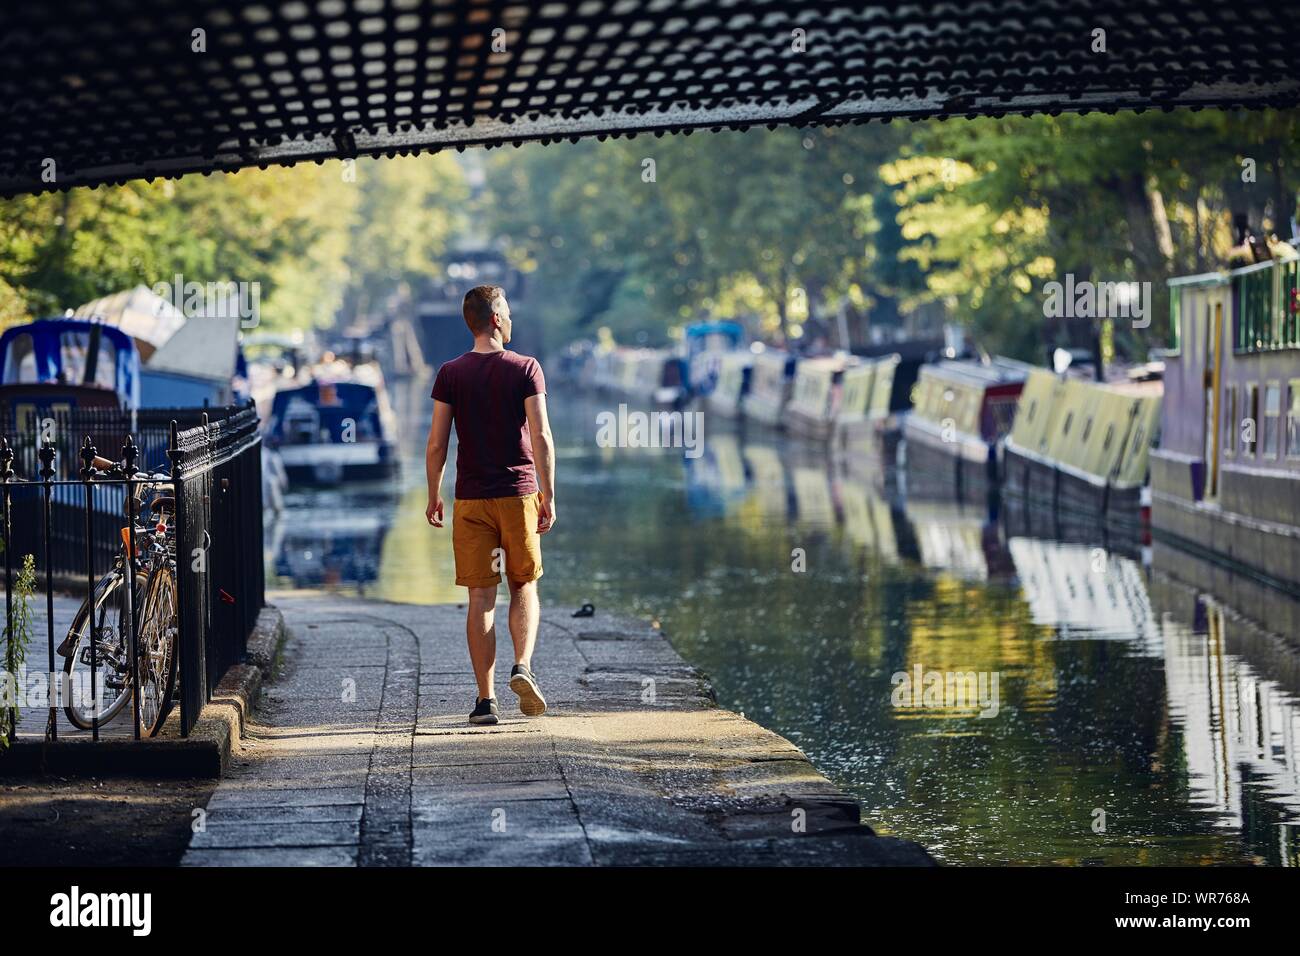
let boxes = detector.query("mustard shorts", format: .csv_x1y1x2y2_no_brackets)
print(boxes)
452,493,544,588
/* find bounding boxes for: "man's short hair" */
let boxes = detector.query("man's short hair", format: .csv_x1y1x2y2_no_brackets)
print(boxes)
463,285,505,335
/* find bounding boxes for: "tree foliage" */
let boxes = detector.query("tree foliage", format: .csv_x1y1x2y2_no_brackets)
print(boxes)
482,110,1300,361
0,155,466,335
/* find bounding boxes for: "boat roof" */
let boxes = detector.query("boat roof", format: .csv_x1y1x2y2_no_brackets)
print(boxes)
147,315,242,382
0,317,137,353
72,285,186,352
684,320,744,340
923,357,1033,387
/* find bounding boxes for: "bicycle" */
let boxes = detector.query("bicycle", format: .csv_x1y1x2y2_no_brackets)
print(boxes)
58,456,179,736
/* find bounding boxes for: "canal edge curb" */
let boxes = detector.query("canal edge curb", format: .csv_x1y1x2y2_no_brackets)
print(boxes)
0,605,286,779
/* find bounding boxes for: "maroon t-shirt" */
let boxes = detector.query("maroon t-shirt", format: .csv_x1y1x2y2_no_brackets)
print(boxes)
431,350,546,499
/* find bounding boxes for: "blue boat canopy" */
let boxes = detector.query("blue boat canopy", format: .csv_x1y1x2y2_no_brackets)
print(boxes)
0,318,141,408
684,321,745,350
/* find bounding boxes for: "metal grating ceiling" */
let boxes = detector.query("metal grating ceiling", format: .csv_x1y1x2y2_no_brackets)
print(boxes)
1,0,1296,196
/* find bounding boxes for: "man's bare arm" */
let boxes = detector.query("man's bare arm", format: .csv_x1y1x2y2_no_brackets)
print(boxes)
425,400,453,527
524,393,556,533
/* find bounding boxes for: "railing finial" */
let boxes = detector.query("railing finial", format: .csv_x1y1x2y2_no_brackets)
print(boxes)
79,434,96,480
38,438,55,480
123,433,138,474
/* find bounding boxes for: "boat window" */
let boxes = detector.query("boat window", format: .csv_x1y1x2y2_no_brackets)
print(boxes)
1081,417,1092,443
1,332,37,383
1288,381,1300,460
59,329,119,390
1224,386,1236,456
1026,399,1037,422
1245,383,1259,456
1062,412,1073,436
1102,423,1115,451
1263,382,1281,458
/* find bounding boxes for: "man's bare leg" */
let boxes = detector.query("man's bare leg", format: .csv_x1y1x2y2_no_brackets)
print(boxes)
506,579,547,716
507,578,539,667
466,585,498,700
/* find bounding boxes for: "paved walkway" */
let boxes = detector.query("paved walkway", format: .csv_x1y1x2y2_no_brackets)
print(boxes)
182,594,932,866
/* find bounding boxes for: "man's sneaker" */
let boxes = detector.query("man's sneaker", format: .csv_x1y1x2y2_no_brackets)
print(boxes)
509,664,547,717
469,697,499,725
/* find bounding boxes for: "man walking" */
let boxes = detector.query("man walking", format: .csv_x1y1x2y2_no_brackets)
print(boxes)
425,285,556,725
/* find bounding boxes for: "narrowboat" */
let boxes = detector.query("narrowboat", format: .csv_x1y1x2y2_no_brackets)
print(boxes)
833,336,947,471
740,349,797,429
0,299,252,584
902,358,1030,504
707,350,754,419
266,376,399,485
831,353,902,477
1002,368,1161,531
0,310,245,416
786,355,854,441
684,320,746,401
631,347,688,407
1151,253,1300,596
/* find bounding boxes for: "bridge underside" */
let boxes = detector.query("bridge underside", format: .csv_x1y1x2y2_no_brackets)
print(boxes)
2,0,1297,196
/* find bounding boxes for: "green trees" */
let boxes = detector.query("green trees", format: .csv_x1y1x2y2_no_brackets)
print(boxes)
2,109,1297,361
482,110,1300,362
0,154,466,335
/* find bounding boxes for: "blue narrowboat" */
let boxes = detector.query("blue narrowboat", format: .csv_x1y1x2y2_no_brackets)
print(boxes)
266,378,400,485
684,320,746,401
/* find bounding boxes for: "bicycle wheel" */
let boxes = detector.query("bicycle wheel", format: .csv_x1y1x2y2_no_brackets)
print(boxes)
136,565,178,737
62,568,146,730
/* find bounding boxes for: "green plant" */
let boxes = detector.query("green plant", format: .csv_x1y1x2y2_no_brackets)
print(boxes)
1,553,36,750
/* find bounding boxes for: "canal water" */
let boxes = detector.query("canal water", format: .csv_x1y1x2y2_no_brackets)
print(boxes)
266,378,1300,865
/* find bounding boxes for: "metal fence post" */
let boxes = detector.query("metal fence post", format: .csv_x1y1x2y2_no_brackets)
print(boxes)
2,438,14,747
39,440,56,741
123,435,142,740
79,436,99,741
168,420,187,735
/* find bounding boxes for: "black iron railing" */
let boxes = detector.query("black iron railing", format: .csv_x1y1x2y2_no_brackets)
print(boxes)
1,402,264,741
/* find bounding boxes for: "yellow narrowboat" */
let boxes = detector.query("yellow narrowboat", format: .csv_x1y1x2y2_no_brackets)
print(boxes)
902,358,1029,505
786,355,854,441
1002,367,1161,532
707,350,753,419
741,349,797,430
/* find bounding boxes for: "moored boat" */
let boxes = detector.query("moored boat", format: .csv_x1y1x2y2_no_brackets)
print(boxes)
902,358,1030,504
632,347,688,407
786,354,854,441
1002,367,1161,532
267,376,399,485
740,348,797,430
684,320,746,403
707,350,753,419
831,353,904,477
1151,253,1300,595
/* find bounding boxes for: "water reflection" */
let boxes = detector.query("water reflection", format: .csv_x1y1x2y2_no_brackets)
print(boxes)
273,389,1300,865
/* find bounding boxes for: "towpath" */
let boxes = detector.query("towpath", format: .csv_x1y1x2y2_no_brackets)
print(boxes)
182,594,933,866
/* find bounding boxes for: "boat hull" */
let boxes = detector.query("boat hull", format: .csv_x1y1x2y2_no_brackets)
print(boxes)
1151,450,1300,597
1002,441,1146,531
902,416,995,505
277,442,400,485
